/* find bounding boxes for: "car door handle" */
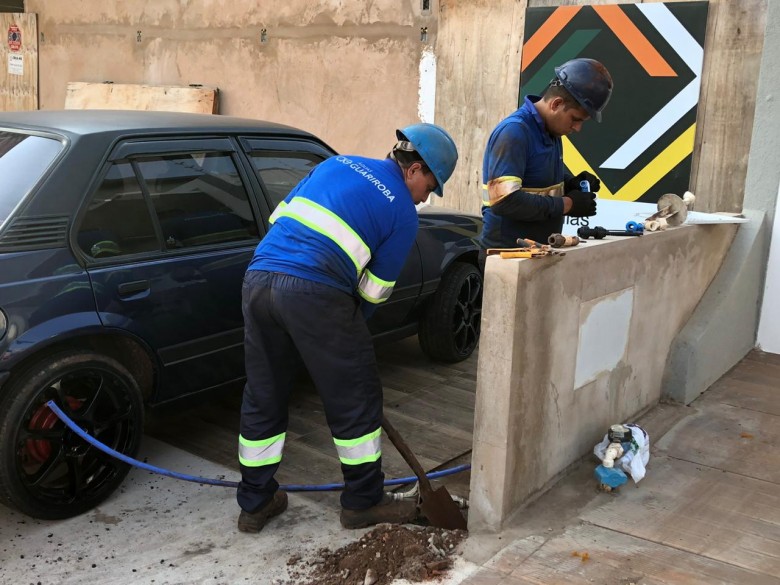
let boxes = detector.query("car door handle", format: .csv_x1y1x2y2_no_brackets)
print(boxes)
117,280,151,297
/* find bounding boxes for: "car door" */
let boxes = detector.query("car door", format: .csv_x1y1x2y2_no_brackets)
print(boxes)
240,138,423,336
77,138,263,403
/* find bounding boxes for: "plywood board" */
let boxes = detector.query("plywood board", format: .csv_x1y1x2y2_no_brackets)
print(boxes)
0,13,38,111
64,81,219,114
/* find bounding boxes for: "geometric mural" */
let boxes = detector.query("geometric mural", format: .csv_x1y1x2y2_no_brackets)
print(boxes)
519,2,709,204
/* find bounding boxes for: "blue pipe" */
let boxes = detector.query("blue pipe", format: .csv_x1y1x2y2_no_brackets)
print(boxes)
46,400,470,491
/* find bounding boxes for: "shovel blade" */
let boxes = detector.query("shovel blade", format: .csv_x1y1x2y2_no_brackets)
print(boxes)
420,485,467,531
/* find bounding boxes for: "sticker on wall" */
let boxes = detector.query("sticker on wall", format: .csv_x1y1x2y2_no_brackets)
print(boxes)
8,53,24,75
8,24,22,52
519,2,709,211
8,53,23,76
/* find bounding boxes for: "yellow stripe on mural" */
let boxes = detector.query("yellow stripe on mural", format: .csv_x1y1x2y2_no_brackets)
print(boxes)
563,125,696,202
562,137,614,197
611,124,696,201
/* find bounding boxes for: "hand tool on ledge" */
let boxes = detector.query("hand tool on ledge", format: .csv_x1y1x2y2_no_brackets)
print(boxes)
381,415,467,530
643,191,696,231
485,247,551,259
577,226,643,240
486,236,566,259
519,237,568,256
547,233,581,248
625,221,644,234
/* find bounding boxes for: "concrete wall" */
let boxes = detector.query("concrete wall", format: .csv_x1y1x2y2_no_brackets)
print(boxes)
469,223,737,532
25,0,769,210
26,0,436,157
662,210,767,404
663,0,780,388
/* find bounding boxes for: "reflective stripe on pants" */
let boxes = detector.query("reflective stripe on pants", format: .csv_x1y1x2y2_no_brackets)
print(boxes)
237,270,385,513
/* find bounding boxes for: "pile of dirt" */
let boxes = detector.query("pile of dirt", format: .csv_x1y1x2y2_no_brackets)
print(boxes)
285,523,467,585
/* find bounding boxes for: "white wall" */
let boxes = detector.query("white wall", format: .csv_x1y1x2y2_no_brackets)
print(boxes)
757,182,780,353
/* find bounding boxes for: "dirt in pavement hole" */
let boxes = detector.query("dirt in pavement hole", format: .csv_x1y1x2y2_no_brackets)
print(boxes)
284,523,467,585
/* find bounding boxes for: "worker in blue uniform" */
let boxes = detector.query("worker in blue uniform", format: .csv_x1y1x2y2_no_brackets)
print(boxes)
479,58,613,255
236,124,459,533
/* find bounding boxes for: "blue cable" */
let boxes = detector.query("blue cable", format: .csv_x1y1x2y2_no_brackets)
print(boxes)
46,400,470,492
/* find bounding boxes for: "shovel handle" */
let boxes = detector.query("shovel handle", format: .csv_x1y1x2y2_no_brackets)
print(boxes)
381,415,433,492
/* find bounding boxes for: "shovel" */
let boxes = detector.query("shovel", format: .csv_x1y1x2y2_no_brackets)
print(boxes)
381,415,467,530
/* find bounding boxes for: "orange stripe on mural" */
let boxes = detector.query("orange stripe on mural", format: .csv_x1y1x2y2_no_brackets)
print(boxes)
521,6,581,71
593,5,676,77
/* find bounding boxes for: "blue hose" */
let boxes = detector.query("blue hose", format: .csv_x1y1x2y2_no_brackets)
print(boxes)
46,400,470,492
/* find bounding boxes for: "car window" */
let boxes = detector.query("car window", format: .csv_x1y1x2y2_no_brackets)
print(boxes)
249,151,324,209
0,131,64,228
136,152,259,250
77,161,160,258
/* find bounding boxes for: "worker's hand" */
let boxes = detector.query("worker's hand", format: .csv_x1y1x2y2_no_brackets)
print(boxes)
565,190,597,217
566,171,601,194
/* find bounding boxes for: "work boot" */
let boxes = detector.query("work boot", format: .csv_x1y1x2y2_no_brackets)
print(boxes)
237,490,288,533
340,494,418,529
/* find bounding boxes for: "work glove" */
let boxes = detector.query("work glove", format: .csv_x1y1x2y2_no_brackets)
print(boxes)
565,171,601,194
566,190,597,217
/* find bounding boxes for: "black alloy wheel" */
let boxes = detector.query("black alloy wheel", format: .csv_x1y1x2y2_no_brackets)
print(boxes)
0,351,143,519
418,262,483,363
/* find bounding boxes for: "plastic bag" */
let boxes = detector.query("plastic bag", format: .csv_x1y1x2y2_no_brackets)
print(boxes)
593,424,650,483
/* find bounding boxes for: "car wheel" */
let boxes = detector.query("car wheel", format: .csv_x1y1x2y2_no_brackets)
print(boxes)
0,351,144,519
418,261,483,363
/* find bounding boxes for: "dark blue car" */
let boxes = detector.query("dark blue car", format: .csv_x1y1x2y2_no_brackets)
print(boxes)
0,110,483,519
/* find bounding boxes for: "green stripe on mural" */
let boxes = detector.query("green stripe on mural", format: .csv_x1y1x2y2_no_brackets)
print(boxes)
520,30,601,99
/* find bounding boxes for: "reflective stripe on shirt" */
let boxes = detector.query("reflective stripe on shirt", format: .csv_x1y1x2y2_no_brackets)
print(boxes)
269,197,372,275
238,432,286,467
358,269,395,304
482,178,565,207
482,176,523,207
333,428,382,466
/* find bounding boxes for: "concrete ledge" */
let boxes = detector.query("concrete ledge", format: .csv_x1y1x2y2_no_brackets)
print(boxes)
469,224,737,532
663,209,767,404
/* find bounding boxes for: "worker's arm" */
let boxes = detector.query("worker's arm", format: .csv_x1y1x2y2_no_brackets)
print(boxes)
488,181,568,220
483,125,566,221
358,217,418,320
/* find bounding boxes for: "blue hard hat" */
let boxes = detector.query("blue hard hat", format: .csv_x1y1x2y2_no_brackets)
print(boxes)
395,123,458,196
554,58,613,122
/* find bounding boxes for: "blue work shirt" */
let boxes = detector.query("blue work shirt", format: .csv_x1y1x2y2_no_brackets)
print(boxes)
247,155,418,319
480,95,566,247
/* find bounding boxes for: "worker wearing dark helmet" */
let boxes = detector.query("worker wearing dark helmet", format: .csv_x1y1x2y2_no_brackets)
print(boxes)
236,124,459,533
479,58,613,253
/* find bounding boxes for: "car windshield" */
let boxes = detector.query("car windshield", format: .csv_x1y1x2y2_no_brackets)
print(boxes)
0,130,64,227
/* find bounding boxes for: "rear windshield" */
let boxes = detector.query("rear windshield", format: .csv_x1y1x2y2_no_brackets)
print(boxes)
0,130,64,226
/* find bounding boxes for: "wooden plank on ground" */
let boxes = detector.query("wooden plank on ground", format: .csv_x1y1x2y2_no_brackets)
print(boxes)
503,525,779,585
580,455,780,576
64,81,219,114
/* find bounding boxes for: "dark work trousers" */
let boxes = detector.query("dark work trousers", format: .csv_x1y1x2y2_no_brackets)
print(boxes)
237,270,385,513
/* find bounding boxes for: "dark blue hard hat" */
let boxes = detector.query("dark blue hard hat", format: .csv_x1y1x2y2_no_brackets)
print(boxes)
554,58,613,122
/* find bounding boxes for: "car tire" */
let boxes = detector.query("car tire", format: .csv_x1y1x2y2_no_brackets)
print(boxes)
418,261,483,363
0,350,144,519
